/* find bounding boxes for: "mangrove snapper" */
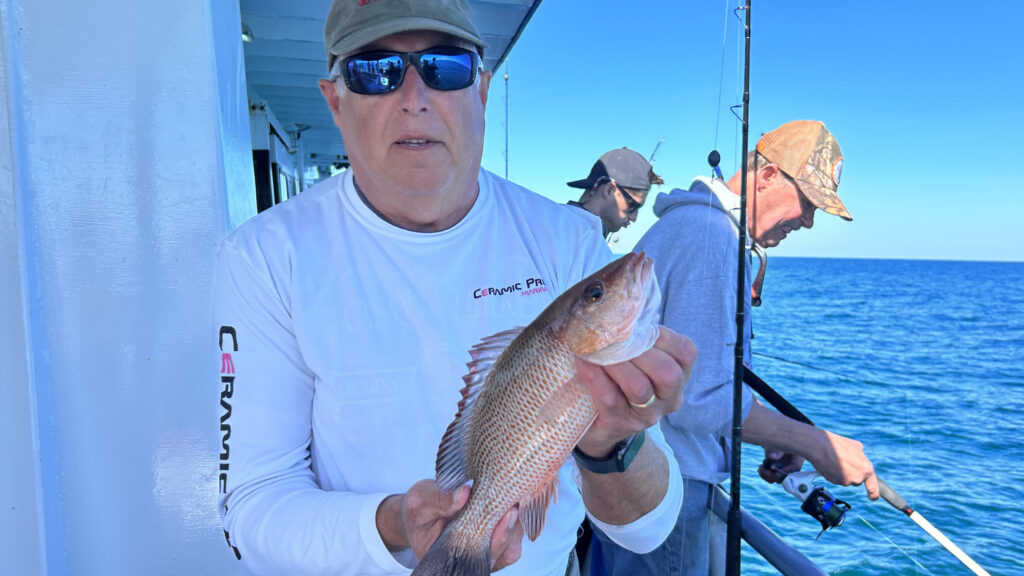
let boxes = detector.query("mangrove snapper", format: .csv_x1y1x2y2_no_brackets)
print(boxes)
412,251,661,576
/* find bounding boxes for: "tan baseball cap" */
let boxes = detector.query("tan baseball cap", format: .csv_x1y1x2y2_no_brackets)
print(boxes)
324,0,486,72
756,120,851,221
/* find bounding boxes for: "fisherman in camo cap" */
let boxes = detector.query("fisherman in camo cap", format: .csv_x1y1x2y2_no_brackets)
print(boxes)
213,1,696,575
567,147,664,238
596,121,879,576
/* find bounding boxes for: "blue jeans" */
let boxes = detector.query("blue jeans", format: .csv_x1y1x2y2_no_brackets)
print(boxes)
592,479,724,576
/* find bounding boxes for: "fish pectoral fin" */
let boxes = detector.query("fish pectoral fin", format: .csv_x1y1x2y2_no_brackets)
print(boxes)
519,475,560,541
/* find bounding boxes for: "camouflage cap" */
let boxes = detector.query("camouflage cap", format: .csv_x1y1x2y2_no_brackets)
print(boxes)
567,147,655,196
756,120,851,221
324,0,486,72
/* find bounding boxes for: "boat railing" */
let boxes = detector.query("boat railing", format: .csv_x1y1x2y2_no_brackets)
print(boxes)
709,485,827,576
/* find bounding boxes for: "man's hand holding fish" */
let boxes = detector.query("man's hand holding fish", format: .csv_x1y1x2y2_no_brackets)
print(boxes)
376,481,526,572
574,326,695,525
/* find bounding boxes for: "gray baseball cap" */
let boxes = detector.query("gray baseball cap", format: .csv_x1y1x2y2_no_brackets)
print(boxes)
324,0,486,71
567,147,655,193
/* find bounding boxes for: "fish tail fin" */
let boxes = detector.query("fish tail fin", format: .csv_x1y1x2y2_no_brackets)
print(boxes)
410,524,490,576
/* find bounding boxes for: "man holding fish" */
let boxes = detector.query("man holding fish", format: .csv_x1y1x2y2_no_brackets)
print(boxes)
211,1,696,575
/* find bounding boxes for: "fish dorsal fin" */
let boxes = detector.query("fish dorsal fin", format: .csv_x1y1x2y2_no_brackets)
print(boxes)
436,327,525,493
519,475,560,541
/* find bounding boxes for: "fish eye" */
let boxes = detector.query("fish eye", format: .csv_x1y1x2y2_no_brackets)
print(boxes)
582,282,604,303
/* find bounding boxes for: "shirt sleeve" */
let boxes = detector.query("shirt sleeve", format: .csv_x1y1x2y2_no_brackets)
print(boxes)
213,239,409,576
580,423,683,553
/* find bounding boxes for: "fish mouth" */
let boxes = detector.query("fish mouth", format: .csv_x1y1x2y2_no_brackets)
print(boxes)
637,252,654,292
629,251,659,315
580,252,662,366
633,252,662,346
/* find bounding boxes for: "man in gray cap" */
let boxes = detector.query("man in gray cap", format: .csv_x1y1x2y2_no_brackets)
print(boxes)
212,1,695,575
595,120,878,576
567,147,664,238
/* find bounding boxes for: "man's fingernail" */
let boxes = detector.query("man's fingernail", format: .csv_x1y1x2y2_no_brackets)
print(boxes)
507,510,518,531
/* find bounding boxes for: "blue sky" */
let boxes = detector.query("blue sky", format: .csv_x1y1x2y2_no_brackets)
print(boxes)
479,1,1023,261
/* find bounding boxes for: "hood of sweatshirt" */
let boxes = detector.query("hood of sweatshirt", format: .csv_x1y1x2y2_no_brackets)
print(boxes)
652,176,739,219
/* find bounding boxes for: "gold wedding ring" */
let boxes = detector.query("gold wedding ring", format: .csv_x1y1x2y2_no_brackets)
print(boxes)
629,393,657,409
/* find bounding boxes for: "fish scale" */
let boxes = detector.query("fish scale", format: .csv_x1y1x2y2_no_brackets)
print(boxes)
454,330,593,546
412,252,661,576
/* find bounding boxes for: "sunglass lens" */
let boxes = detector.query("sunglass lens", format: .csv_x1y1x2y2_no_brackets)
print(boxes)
620,188,642,212
345,53,405,94
416,49,476,90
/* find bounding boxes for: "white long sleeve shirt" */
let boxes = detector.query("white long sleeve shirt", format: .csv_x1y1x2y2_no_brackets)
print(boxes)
213,169,682,576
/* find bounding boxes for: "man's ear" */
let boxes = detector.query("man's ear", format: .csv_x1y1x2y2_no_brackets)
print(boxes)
318,79,340,113
755,163,781,192
477,69,492,107
318,79,344,130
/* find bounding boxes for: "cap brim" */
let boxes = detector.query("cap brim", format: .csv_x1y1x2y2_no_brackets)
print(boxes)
328,16,487,68
566,178,594,189
802,184,852,221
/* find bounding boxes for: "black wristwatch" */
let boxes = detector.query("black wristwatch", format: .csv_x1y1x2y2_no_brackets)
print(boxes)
572,430,646,474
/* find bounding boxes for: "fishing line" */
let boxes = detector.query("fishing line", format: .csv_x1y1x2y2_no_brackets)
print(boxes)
732,4,743,175
752,351,894,388
858,517,936,576
713,0,730,151
749,366,994,575
685,4,739,561
743,472,788,508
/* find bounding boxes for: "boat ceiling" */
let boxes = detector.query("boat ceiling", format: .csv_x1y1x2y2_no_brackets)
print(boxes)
239,0,541,170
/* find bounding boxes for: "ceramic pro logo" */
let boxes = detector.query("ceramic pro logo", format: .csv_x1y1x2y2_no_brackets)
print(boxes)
218,326,237,495
218,326,242,560
474,277,547,299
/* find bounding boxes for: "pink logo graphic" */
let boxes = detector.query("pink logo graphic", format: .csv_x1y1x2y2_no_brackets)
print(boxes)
221,353,235,375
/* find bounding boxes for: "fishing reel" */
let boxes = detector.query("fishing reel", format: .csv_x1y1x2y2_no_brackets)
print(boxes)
781,470,851,538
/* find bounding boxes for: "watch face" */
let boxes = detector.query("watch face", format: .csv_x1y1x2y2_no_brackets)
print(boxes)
617,430,646,473
572,429,647,474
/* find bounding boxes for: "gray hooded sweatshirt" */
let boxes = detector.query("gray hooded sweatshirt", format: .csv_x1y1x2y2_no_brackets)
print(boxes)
635,176,753,484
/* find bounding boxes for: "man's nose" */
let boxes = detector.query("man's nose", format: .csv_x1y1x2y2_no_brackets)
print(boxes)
802,208,815,229
398,66,430,112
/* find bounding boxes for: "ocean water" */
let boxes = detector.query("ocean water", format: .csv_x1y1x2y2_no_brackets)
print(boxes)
733,258,1024,576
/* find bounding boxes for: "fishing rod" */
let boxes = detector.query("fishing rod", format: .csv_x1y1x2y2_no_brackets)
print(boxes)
744,368,993,576
648,136,665,164
725,0,751,574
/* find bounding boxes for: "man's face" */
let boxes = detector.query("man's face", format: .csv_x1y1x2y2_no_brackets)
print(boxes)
752,167,817,248
599,181,646,233
319,30,491,205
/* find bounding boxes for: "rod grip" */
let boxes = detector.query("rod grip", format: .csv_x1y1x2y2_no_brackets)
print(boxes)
877,477,910,513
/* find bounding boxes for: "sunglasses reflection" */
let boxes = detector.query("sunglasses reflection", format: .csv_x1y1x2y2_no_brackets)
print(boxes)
343,47,478,95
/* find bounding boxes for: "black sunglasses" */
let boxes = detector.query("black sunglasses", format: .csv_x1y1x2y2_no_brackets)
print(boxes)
339,47,480,95
616,183,644,214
